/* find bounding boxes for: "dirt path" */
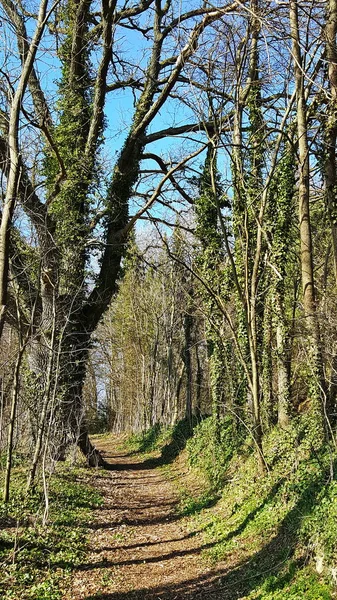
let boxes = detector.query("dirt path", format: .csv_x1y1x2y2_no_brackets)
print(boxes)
65,438,242,600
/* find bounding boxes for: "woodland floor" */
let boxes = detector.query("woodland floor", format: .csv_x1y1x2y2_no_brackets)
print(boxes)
64,437,252,600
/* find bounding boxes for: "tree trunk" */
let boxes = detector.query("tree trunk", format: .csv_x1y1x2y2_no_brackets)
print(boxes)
276,294,291,428
195,342,203,418
290,0,326,424
0,0,50,338
3,344,25,502
325,0,337,279
183,310,193,423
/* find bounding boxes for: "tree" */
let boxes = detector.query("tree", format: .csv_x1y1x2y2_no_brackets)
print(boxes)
0,0,241,473
94,234,206,432
289,0,325,434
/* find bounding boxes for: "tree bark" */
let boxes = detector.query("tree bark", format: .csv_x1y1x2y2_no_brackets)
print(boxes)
290,0,326,421
325,0,337,280
0,0,50,338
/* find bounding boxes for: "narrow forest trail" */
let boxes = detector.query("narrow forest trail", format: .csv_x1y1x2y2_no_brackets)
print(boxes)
64,437,246,600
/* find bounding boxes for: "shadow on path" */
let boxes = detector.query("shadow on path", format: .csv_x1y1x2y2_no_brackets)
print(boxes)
76,437,331,600
86,512,182,530
90,530,201,554
101,418,196,471
89,471,325,598
77,540,219,571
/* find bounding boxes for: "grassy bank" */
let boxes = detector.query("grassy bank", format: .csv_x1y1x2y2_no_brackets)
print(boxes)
128,418,337,599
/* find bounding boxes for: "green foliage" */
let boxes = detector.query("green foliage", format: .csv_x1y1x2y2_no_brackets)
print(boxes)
125,418,198,460
195,147,224,258
179,424,337,599
186,415,238,489
0,451,26,469
246,77,265,192
253,566,332,600
195,146,227,299
41,0,104,297
0,465,103,600
160,417,196,463
126,418,199,462
126,423,165,453
301,480,337,563
267,149,296,281
194,147,233,422
179,490,219,516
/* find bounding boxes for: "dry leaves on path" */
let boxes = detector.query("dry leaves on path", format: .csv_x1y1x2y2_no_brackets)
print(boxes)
63,438,246,600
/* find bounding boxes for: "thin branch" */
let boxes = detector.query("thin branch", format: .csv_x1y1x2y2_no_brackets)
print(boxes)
119,143,208,237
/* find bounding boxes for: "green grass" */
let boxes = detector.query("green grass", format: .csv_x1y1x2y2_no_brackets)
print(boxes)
125,422,168,453
125,417,197,461
248,565,333,600
179,489,220,516
173,420,337,599
0,463,103,600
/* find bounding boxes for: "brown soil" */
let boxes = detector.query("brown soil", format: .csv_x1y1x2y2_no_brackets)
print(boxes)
64,437,247,600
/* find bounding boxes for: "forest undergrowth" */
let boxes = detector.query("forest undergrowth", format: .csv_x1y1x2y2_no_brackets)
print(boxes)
128,417,337,599
1,421,337,599
0,457,103,600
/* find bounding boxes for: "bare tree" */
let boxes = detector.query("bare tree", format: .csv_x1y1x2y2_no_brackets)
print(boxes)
0,0,241,465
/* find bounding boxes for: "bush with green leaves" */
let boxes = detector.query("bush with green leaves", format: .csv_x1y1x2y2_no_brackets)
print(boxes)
126,423,166,453
300,479,337,566
186,415,237,489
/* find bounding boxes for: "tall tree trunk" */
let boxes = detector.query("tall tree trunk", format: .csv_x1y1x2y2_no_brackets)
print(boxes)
195,342,203,418
262,299,273,426
183,307,193,423
325,0,337,417
290,0,326,423
0,0,50,338
26,295,57,491
325,0,337,279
